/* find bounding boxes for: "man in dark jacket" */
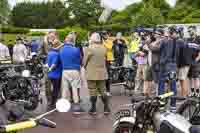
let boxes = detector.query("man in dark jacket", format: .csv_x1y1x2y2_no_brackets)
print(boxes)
187,26,200,97
112,32,127,66
177,27,193,97
158,26,181,110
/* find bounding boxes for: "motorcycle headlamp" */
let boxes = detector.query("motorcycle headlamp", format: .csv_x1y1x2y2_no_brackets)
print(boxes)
22,70,31,78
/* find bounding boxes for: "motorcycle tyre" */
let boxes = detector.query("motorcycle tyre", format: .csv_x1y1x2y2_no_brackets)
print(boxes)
113,122,139,133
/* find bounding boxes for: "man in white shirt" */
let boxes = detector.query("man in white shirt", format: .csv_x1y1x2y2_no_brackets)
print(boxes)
0,39,10,61
13,37,28,64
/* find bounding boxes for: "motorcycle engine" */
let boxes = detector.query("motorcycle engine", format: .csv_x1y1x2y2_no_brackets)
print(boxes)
2,76,39,110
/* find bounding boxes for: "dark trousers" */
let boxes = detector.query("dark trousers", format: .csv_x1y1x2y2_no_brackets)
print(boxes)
106,61,111,92
50,78,61,105
158,72,177,107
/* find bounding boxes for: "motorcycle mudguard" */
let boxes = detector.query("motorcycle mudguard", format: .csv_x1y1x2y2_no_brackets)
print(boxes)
158,112,191,133
113,117,136,131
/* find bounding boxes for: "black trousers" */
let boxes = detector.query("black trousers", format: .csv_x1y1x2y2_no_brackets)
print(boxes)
106,61,111,92
50,78,61,105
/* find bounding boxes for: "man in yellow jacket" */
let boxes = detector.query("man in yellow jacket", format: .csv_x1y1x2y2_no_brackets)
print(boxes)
103,32,114,96
127,32,141,60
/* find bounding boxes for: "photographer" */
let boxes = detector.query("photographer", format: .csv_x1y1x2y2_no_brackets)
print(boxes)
158,26,181,111
142,29,164,96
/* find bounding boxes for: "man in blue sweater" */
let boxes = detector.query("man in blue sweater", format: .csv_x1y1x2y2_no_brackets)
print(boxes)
60,33,82,114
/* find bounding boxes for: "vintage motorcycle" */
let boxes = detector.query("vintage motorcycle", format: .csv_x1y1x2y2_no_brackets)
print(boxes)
113,92,200,133
0,64,41,111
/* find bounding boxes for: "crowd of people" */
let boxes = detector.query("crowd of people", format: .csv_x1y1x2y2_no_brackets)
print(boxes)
0,25,199,114
128,26,200,111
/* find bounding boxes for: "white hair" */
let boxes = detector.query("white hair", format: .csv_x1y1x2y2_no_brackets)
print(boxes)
90,32,101,44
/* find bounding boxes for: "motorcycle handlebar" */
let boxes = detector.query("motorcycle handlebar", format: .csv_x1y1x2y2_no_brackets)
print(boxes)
131,92,174,103
0,119,37,132
0,118,56,132
159,92,174,99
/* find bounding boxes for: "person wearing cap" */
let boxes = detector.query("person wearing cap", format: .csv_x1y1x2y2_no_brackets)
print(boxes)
0,38,10,61
83,32,110,115
59,33,82,114
13,36,28,64
47,39,62,109
112,32,127,66
158,26,181,111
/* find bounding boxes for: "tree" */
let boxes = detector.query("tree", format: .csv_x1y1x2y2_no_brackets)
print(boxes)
11,1,69,28
167,3,193,23
134,4,164,27
177,0,200,9
65,0,103,28
0,0,10,24
182,9,200,23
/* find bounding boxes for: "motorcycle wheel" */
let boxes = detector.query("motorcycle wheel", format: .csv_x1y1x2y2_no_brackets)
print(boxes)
113,122,139,133
177,99,197,122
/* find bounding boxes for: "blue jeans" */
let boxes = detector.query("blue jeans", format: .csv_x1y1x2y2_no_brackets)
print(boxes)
158,72,177,107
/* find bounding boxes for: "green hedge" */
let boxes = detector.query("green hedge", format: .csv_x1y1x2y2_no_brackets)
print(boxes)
1,25,29,34
28,32,46,36
90,23,131,35
57,27,88,43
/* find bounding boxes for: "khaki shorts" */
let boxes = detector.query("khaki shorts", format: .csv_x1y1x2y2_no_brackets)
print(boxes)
178,66,190,80
61,70,81,103
88,80,106,96
135,64,145,80
144,65,153,81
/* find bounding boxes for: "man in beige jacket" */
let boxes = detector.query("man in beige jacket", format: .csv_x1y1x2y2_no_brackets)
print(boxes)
83,32,111,115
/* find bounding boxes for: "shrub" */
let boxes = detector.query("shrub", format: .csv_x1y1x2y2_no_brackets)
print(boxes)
1,34,19,45
28,32,46,36
89,23,130,35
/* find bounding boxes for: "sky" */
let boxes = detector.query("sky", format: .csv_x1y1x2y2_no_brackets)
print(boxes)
8,0,177,9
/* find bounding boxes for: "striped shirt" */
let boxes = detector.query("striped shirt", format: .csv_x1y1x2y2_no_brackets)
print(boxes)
0,43,10,60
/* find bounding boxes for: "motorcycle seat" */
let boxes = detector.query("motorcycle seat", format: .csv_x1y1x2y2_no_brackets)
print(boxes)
190,125,200,133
